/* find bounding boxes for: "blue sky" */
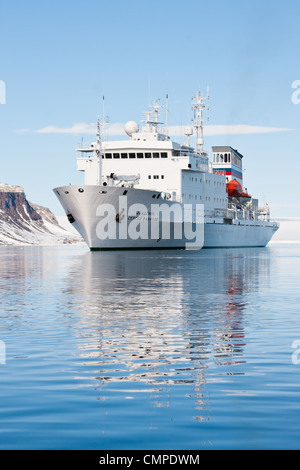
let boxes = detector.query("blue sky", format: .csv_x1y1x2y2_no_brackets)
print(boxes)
0,0,300,218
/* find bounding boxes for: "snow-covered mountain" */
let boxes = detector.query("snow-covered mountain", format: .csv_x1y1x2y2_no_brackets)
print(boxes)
0,183,82,246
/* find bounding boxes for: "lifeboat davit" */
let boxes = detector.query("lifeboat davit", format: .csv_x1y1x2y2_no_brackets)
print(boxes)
226,179,243,197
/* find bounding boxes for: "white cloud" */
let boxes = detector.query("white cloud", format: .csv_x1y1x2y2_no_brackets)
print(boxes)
16,123,291,136
36,123,97,134
203,125,291,136
34,122,125,136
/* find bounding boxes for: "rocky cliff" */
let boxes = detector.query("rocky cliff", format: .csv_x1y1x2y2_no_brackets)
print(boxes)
0,184,82,245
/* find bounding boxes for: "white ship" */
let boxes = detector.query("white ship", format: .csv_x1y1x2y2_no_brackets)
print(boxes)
54,90,279,250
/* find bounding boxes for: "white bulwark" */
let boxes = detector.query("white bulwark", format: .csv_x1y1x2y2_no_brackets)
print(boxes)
54,91,279,250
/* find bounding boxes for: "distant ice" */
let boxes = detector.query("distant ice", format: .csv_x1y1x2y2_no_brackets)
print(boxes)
270,218,300,243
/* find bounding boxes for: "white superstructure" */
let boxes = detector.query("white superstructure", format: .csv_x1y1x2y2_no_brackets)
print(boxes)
54,91,279,250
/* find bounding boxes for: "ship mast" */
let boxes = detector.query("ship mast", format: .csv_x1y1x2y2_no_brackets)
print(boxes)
75,113,103,185
192,88,209,155
95,116,102,185
142,99,164,133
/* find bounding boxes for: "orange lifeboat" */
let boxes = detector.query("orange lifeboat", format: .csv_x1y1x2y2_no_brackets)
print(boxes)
226,179,243,197
240,191,251,199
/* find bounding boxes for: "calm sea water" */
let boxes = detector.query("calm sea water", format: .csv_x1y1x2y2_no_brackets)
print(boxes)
0,243,300,450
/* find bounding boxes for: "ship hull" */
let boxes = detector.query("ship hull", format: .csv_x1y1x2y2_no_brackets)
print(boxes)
54,185,278,250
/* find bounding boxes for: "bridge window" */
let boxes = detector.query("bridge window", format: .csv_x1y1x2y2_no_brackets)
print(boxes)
153,152,159,158
121,153,128,158
105,153,112,159
145,152,151,158
129,153,135,158
113,153,120,159
161,152,168,158
137,152,143,158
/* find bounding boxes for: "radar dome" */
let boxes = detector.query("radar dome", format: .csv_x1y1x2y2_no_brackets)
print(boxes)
185,126,193,136
124,121,139,137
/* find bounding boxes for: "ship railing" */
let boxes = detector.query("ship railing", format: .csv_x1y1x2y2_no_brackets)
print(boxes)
257,206,270,222
226,204,273,223
205,209,215,218
169,192,182,203
214,208,227,218
257,213,270,222
154,127,171,140
227,208,237,219
172,150,194,157
199,163,209,172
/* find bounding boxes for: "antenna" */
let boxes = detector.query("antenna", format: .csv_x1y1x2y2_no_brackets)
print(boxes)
142,99,163,132
102,95,105,141
165,93,168,140
192,88,209,155
95,113,103,185
97,115,101,144
148,78,151,107
77,137,83,149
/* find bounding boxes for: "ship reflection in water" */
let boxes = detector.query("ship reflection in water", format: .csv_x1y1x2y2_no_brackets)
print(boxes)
63,247,270,421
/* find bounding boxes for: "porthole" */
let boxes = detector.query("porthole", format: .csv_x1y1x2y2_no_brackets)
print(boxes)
78,188,84,193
